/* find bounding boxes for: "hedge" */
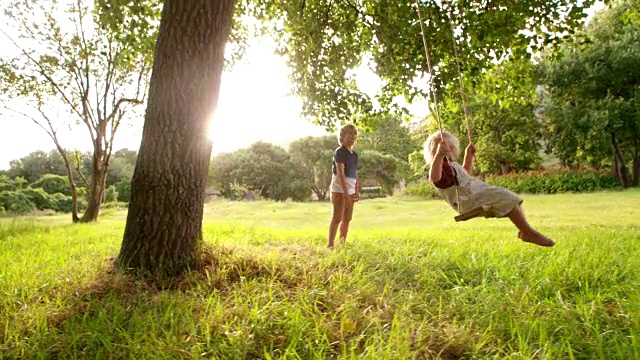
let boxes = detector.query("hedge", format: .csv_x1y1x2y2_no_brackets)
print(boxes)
404,169,620,198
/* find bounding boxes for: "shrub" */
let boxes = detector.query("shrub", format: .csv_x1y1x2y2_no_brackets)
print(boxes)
30,174,71,195
50,193,88,213
360,186,385,199
485,169,620,194
115,180,131,203
229,182,252,201
0,175,28,192
101,202,128,210
18,188,59,210
0,191,36,214
285,179,313,202
104,185,118,203
403,181,441,199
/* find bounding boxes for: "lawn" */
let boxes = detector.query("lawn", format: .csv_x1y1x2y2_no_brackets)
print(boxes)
1,190,638,359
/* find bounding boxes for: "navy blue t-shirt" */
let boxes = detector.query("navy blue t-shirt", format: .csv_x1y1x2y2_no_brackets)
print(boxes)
332,146,358,179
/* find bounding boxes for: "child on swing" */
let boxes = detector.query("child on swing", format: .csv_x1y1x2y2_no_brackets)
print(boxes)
327,124,359,248
425,131,555,247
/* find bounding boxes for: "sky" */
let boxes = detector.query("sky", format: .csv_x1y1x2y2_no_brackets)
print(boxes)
0,1,605,170
0,38,332,170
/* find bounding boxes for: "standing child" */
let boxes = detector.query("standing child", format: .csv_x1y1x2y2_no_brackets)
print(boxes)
328,124,359,248
425,131,554,247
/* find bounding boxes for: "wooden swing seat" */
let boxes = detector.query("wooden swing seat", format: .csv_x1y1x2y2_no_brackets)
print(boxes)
454,206,497,222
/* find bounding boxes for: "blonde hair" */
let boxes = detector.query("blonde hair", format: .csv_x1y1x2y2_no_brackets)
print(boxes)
424,131,460,164
338,123,358,145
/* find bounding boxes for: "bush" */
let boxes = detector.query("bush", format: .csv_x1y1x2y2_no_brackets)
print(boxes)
104,185,118,203
360,186,385,199
18,188,59,211
0,175,28,192
404,169,619,198
485,169,620,194
50,193,88,213
101,202,128,210
0,191,36,214
115,180,131,203
30,174,71,196
403,181,441,199
229,182,252,201
285,179,312,202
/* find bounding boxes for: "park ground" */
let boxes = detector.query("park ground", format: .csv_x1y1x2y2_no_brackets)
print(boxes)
1,190,639,359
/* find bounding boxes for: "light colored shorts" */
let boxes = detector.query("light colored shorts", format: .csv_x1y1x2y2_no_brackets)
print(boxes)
330,175,357,195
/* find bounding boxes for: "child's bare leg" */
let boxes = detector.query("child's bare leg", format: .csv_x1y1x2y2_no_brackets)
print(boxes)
328,219,341,248
339,220,350,244
507,205,554,247
328,193,345,248
338,196,354,244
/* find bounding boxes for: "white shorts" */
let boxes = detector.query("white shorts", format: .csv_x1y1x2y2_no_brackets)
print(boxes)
330,175,357,195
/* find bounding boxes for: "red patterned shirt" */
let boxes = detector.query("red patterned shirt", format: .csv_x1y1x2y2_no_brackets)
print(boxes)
433,158,457,189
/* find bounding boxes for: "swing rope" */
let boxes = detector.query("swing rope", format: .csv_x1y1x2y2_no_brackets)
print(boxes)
414,0,473,145
446,6,473,145
414,0,444,138
415,0,489,222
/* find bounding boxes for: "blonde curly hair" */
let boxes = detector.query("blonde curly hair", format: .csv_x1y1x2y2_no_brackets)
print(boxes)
424,131,460,164
338,123,358,145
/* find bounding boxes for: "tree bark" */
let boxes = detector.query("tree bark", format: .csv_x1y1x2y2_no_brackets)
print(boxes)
55,147,80,223
611,132,631,188
632,147,639,187
117,0,235,277
81,148,107,222
312,186,327,201
499,162,510,175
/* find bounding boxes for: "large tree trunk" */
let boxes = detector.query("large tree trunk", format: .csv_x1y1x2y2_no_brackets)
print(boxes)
117,0,234,277
611,132,631,188
632,137,639,187
632,148,639,187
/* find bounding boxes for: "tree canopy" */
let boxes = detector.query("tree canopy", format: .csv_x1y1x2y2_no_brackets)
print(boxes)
250,0,598,127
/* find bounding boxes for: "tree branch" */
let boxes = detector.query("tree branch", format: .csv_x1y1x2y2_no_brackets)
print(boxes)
0,100,57,141
339,0,379,27
0,27,88,125
73,151,91,187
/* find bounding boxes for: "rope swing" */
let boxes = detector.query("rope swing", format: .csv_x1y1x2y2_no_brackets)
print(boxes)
414,0,473,145
415,1,494,222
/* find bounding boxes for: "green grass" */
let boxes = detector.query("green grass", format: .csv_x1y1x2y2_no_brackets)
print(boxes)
1,190,639,359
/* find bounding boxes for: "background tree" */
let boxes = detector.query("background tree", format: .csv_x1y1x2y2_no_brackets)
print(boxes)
0,0,159,221
0,175,27,192
209,151,243,198
105,149,136,188
355,113,422,182
356,114,421,163
237,142,292,199
538,0,640,187
117,0,235,277
288,135,337,201
358,150,400,195
437,58,543,174
6,150,67,182
209,142,312,201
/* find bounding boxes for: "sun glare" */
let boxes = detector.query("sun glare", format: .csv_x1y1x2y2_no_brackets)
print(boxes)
206,41,327,155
